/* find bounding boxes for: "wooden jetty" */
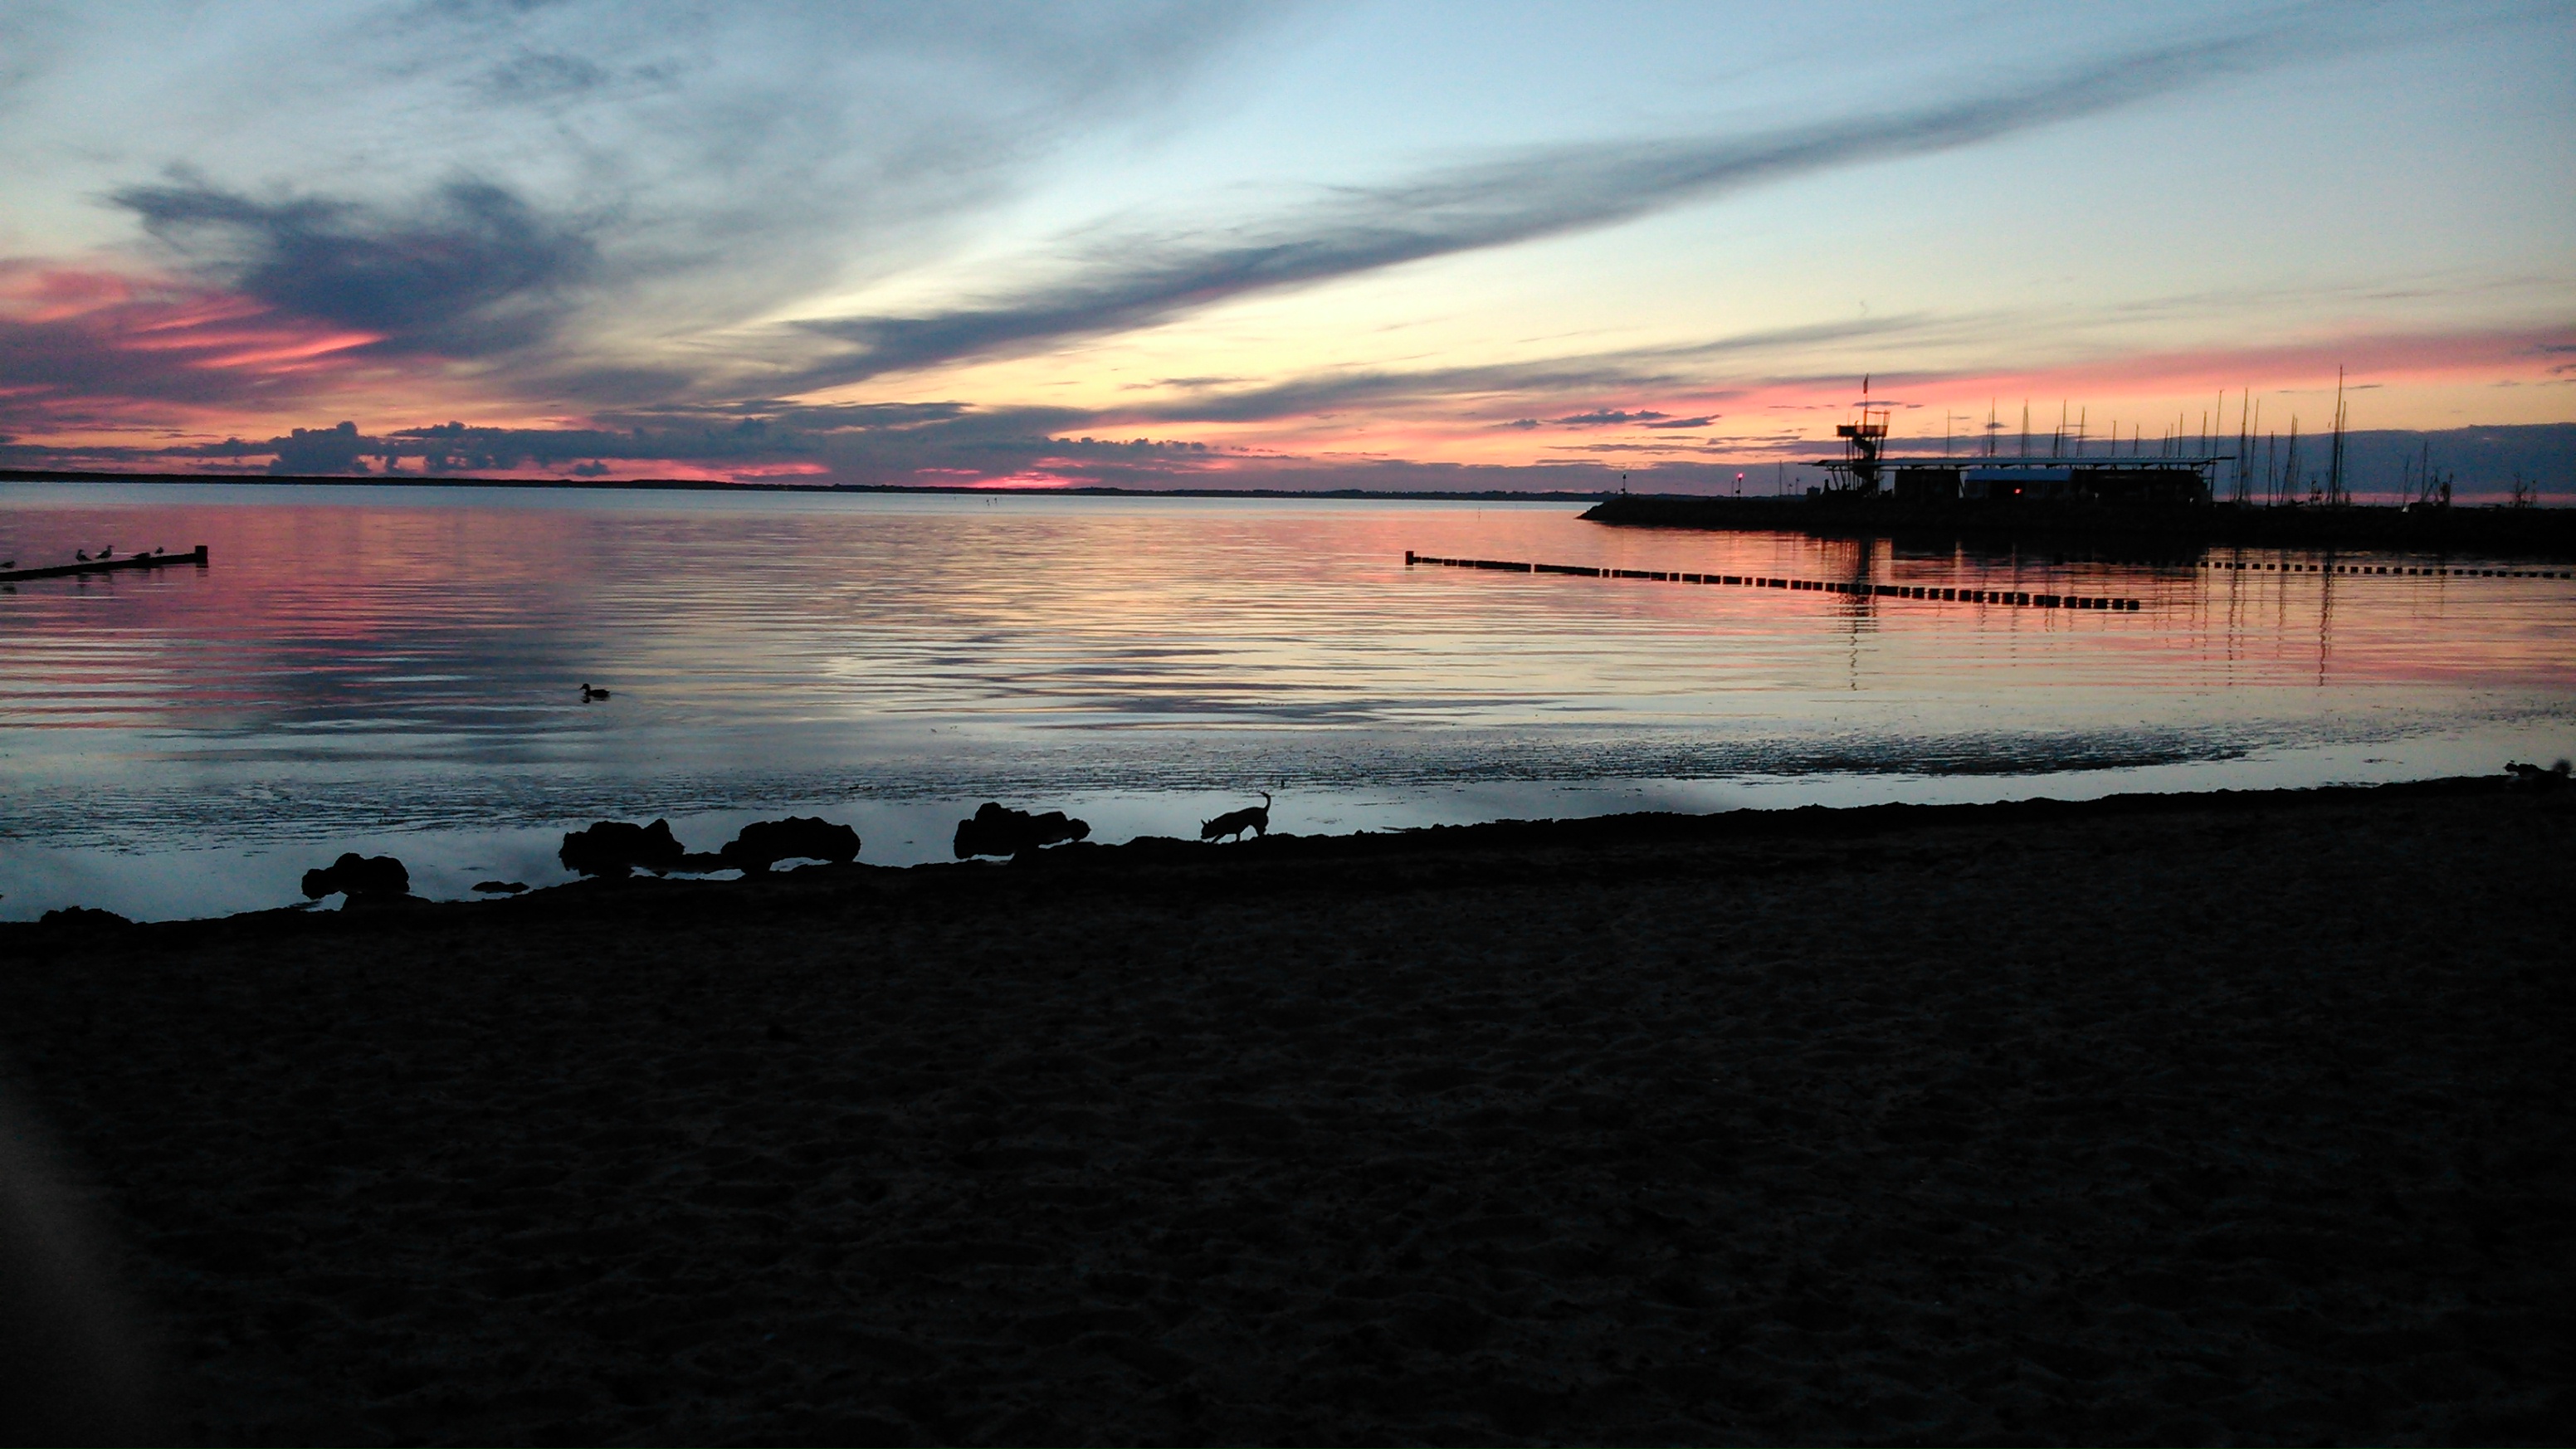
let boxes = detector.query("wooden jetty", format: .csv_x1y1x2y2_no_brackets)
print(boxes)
1582,494,2576,561
1404,550,2143,611
0,545,208,583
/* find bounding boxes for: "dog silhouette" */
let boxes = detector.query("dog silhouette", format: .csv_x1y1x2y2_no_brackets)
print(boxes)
1199,791,1272,842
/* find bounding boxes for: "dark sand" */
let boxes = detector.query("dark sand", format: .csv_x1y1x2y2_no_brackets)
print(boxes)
2,780,2569,1445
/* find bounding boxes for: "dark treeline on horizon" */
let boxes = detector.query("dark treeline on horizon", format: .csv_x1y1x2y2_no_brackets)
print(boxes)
4,423,2573,505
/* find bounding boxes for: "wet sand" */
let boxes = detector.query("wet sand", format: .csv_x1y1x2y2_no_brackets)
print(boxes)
2,779,2569,1445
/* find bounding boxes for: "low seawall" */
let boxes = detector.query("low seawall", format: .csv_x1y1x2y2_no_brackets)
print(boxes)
1581,495,2576,559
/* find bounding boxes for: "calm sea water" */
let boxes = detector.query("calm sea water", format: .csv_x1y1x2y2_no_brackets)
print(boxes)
4,481,2571,920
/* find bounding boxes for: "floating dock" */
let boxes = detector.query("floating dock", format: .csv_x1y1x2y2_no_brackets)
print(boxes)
0,545,208,583
1405,551,2142,611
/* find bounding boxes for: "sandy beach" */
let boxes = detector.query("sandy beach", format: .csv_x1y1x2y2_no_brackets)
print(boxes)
2,778,2569,1445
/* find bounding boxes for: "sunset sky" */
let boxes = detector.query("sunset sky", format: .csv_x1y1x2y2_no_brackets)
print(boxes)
2,0,2570,488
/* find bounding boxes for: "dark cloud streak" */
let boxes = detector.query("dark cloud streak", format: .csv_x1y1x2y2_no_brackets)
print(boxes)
36,3,1276,406
1120,313,1932,426
1551,409,1668,427
113,177,599,357
783,21,2336,389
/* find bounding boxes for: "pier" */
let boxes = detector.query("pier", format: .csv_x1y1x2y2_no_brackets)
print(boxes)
1404,551,2143,610
1581,494,2576,560
0,545,208,583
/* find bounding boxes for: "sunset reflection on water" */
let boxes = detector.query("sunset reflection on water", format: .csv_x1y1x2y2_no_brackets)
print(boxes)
3,482,2571,918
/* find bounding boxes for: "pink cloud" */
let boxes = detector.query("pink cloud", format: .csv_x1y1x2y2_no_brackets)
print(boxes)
0,260,432,436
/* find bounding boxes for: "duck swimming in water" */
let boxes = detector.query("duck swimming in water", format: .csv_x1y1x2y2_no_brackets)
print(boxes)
580,682,612,702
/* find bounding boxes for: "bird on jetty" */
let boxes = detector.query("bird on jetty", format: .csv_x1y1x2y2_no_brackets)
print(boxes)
75,550,89,562
580,682,612,701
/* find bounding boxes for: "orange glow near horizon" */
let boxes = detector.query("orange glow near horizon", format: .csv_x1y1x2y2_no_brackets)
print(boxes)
1010,325,2574,476
5,255,2568,485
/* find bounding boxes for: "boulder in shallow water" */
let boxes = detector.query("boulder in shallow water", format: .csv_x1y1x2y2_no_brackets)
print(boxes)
300,852,410,900
717,817,861,874
559,819,686,877
953,803,1091,860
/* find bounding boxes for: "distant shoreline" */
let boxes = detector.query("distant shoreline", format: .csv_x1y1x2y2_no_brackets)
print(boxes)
0,468,1615,505
15,466,2572,554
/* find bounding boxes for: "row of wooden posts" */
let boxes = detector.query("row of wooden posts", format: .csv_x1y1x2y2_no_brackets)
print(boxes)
2201,560,2572,578
1403,552,2144,612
